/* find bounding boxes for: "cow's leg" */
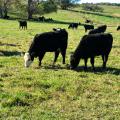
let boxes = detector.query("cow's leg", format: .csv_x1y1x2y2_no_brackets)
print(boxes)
53,50,60,65
38,52,45,67
102,55,104,62
103,54,108,69
61,49,66,64
90,57,95,70
102,54,105,68
84,58,88,70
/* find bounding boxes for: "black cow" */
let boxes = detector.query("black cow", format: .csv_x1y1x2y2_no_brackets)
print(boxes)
70,33,113,70
68,23,79,29
85,19,93,24
117,26,120,31
24,28,68,67
84,24,94,32
19,20,27,30
89,25,107,34
44,18,53,22
3,15,9,19
38,16,45,22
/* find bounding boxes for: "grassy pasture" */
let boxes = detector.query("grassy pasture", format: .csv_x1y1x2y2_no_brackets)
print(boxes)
0,7,120,120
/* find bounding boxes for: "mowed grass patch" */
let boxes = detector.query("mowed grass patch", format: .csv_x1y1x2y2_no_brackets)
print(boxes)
0,7,120,119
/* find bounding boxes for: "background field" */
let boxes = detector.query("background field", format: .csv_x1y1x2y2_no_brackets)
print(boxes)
0,5,120,120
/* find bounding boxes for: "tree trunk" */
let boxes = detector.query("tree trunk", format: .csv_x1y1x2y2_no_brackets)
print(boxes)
0,8,3,18
3,1,8,18
28,0,33,19
4,7,8,17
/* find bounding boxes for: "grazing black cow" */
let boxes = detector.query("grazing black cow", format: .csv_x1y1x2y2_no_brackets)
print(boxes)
70,33,113,70
68,23,79,29
44,18,53,22
117,26,120,31
89,25,107,34
19,20,27,30
84,24,94,32
24,28,68,67
85,19,93,24
38,16,45,22
3,15,9,19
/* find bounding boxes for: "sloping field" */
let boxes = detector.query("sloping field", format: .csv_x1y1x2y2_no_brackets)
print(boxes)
0,6,120,120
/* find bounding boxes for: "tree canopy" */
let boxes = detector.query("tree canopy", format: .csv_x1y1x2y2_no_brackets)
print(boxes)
0,0,80,19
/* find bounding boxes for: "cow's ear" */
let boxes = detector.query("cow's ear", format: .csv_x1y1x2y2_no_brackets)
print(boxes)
53,28,56,31
31,52,36,57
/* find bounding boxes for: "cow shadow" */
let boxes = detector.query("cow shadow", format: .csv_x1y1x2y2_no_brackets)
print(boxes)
37,64,120,75
72,66,120,75
0,50,23,56
112,45,120,48
42,64,70,71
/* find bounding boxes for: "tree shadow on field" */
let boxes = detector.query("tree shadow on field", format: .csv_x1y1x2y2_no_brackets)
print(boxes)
73,66,120,76
30,19,75,25
67,9,120,19
0,50,23,56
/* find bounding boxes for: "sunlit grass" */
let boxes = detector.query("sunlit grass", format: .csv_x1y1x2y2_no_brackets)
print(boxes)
0,6,120,119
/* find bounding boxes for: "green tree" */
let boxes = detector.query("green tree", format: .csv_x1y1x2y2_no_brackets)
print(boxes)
56,0,80,10
42,0,57,13
0,0,21,18
27,0,57,19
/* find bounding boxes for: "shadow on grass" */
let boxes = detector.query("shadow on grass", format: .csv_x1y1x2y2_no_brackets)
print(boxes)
112,45,120,48
67,9,120,19
72,66,120,75
36,64,120,75
0,17,78,25
0,43,20,47
41,64,70,71
0,50,23,56
29,19,77,25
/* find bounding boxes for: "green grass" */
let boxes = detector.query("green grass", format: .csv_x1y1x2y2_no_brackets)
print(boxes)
0,5,120,120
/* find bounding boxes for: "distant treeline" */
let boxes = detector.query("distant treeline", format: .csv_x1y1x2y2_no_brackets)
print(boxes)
96,3,120,6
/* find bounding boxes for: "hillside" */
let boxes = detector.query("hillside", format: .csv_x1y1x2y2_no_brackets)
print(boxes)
0,5,120,120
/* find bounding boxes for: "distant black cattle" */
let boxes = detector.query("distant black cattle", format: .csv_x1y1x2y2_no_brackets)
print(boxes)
85,19,93,24
70,33,113,70
68,23,79,29
45,18,53,22
24,28,68,67
3,15,9,19
38,16,53,22
89,25,107,34
84,24,94,32
19,20,27,30
38,16,45,22
117,26,120,31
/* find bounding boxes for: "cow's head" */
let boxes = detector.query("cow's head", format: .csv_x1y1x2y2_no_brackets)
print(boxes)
70,52,80,69
24,52,33,68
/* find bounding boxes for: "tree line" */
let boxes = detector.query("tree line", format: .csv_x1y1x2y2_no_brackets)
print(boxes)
0,0,80,19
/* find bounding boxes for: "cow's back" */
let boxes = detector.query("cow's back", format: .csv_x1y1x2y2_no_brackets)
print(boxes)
31,31,68,52
76,33,113,57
